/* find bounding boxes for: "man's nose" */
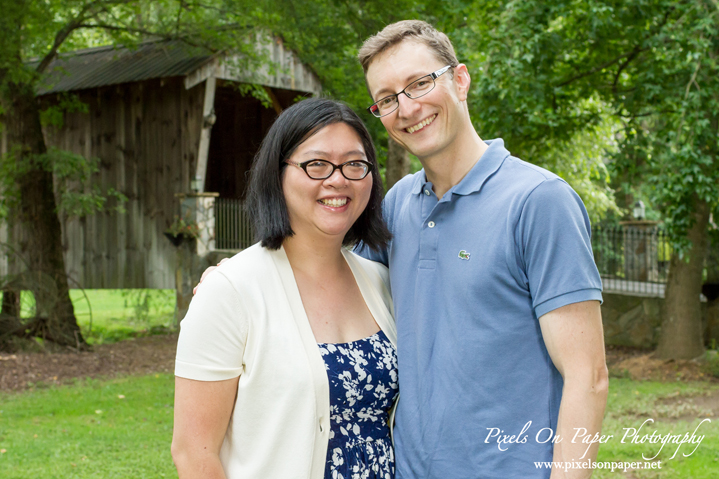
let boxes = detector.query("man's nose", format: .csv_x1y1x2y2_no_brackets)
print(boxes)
396,92,420,118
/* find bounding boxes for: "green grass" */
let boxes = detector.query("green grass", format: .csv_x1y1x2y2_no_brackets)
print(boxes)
594,379,719,478
1,289,176,345
0,374,176,478
1,375,717,477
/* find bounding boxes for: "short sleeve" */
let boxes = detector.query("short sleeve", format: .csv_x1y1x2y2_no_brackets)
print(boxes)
175,270,248,381
518,178,603,318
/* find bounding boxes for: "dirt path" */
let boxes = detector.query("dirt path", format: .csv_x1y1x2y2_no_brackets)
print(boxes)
2,337,718,394
0,333,178,392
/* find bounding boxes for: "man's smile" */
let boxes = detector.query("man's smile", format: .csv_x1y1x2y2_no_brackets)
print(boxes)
405,114,437,134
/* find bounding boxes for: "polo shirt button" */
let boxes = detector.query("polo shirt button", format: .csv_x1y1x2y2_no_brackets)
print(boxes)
424,189,430,196
428,221,436,228
319,422,324,432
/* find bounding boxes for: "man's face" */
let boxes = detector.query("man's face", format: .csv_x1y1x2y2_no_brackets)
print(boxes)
365,40,469,161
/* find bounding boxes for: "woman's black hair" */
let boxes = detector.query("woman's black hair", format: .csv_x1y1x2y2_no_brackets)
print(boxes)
246,97,391,251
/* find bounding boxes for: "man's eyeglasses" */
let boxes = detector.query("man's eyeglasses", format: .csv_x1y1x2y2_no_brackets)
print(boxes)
367,65,452,118
286,159,373,180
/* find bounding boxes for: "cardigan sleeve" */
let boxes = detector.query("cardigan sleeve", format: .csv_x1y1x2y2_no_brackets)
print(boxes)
175,270,248,381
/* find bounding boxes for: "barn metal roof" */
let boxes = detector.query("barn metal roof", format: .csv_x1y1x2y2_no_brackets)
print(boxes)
33,41,214,95
33,38,322,95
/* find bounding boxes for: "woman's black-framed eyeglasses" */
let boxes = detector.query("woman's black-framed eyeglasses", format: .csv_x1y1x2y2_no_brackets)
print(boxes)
285,159,373,180
367,65,452,118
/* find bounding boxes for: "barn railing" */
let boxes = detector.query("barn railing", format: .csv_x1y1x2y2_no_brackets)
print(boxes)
214,198,254,250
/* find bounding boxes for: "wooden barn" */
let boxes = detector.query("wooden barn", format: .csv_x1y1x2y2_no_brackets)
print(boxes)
1,39,321,290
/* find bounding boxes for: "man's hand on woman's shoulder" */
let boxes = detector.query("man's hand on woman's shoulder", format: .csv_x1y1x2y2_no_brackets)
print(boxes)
193,258,230,294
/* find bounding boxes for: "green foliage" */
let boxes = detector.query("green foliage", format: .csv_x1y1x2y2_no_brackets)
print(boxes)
445,2,620,221
471,0,719,249
165,214,200,239
39,93,88,128
5,0,716,239
251,0,620,219
0,147,127,220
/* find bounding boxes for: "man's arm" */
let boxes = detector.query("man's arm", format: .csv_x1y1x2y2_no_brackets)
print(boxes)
539,300,609,479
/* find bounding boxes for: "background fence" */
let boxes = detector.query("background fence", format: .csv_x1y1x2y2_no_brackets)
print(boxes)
214,198,254,250
592,224,670,297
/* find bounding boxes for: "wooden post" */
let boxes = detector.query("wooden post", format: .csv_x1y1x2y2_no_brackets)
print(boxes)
193,77,217,193
172,192,218,325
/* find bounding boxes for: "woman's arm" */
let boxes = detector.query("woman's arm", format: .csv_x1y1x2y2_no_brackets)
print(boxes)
172,376,240,479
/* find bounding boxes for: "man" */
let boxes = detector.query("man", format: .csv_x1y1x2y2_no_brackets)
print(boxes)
196,20,608,478
356,20,608,478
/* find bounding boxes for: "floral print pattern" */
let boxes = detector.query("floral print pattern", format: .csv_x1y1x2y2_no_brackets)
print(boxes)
318,330,399,479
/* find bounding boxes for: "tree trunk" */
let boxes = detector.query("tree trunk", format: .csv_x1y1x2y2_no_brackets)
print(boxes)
1,80,85,348
385,137,410,191
1,289,20,317
656,198,710,359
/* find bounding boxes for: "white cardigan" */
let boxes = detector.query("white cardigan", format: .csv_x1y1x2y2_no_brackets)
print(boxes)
175,243,396,479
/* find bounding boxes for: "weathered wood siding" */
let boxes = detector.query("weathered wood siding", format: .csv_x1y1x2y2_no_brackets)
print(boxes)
42,77,205,288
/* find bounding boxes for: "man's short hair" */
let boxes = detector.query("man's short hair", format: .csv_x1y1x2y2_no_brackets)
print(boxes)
358,20,459,74
246,97,391,252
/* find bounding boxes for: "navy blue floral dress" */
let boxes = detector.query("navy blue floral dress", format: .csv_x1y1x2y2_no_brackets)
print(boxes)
318,330,399,479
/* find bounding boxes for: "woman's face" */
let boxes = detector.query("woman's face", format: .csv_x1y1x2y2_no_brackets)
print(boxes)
282,122,373,243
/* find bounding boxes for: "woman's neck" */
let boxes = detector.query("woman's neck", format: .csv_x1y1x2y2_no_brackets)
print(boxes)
282,234,347,277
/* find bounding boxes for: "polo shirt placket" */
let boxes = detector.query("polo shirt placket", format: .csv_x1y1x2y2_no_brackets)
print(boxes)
418,184,442,270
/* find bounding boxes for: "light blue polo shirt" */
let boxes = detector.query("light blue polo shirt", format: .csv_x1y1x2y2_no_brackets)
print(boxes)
359,139,602,478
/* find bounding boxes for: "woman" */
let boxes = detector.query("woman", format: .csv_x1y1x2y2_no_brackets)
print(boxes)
172,98,397,479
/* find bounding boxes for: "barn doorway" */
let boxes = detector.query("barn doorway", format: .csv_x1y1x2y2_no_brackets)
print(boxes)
206,83,310,249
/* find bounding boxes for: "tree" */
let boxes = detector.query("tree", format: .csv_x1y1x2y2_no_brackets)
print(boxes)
0,0,263,348
454,0,718,359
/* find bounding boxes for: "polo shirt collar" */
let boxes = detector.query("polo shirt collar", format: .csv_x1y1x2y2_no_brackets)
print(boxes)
452,138,509,196
412,138,510,197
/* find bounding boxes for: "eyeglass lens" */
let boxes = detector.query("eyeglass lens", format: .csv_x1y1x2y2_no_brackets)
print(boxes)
305,160,370,180
372,75,435,116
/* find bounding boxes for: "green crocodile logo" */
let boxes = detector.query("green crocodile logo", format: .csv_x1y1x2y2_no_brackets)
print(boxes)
458,250,470,261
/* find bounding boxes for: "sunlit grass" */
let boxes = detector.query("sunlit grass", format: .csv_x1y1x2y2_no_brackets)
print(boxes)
1,374,717,478
0,374,176,478
1,289,176,345
594,379,719,478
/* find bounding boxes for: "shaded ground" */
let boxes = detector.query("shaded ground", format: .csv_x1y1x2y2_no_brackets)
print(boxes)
2,337,718,394
606,345,718,382
0,333,178,392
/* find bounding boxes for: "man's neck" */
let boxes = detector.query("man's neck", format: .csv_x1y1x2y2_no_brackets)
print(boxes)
420,128,488,200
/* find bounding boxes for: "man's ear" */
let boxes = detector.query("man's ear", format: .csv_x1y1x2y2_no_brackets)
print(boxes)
453,64,471,102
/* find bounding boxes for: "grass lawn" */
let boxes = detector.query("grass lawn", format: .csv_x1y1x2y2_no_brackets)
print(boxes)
1,374,717,477
1,289,176,345
594,379,719,478
70,289,176,344
0,374,176,478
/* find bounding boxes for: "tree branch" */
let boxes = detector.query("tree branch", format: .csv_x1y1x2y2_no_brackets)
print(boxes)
612,47,643,94
556,45,647,88
35,0,136,74
555,6,676,89
74,22,249,51
684,60,702,99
